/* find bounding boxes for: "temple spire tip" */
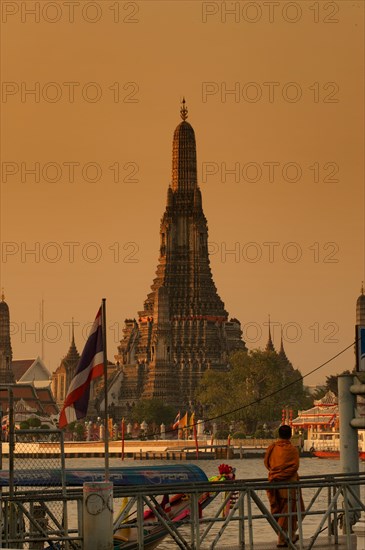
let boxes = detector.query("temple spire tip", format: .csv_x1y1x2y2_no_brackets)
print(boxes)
180,97,188,121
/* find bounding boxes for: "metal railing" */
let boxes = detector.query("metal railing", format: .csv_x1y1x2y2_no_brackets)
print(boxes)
111,472,364,549
0,472,363,548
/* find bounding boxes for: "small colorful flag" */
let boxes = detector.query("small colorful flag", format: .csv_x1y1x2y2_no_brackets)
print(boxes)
179,412,188,430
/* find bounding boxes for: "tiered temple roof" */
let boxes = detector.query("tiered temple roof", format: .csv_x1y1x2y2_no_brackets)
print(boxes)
0,292,12,359
292,391,338,428
111,102,246,414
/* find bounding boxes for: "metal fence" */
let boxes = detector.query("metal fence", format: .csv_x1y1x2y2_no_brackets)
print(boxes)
111,472,365,549
0,471,364,549
0,429,77,549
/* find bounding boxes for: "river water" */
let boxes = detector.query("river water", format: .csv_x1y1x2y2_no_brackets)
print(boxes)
64,456,364,547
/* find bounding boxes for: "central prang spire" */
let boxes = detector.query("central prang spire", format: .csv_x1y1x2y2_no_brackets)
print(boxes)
172,98,198,192
116,102,246,412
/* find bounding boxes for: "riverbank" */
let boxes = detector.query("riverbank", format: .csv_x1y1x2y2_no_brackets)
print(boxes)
0,439,311,459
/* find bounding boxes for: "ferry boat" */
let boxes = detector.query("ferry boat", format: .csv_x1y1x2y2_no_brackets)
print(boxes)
291,390,365,460
0,464,235,550
113,463,236,549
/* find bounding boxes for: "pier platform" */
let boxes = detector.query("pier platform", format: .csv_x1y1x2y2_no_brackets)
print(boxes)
216,535,359,548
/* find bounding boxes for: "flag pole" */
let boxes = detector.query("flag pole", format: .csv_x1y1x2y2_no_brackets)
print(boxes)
102,298,110,480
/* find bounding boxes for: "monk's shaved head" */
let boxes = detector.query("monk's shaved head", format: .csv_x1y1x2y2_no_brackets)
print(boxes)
279,425,292,439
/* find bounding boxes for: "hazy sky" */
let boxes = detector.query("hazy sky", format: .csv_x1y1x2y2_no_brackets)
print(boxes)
1,1,364,386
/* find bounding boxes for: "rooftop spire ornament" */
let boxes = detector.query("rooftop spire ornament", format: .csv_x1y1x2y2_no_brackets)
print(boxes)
180,97,188,121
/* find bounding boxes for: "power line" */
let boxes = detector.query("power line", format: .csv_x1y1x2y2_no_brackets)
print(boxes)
160,339,356,436
200,339,356,425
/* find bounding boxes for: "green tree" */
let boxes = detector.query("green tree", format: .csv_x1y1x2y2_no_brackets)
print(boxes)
130,399,176,430
19,420,30,429
196,350,309,434
313,370,352,400
28,417,42,428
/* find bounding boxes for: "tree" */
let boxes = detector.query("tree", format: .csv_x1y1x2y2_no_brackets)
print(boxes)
313,370,352,399
196,350,309,435
28,417,42,428
130,399,176,430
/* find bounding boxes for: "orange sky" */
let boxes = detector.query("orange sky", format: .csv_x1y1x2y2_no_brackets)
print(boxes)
1,0,364,386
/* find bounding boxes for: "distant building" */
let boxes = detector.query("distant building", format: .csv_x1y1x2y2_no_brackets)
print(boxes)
51,327,80,407
264,318,302,384
291,390,339,451
356,283,365,325
0,293,58,421
11,357,52,388
0,293,14,384
103,101,246,418
0,385,59,429
0,292,12,362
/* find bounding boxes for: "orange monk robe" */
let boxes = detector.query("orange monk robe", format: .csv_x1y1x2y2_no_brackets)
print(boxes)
264,440,305,542
264,439,300,482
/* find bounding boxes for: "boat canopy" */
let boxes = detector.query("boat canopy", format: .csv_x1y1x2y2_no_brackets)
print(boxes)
0,465,208,487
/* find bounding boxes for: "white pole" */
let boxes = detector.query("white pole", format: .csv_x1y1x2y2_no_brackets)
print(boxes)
83,481,113,550
338,373,360,529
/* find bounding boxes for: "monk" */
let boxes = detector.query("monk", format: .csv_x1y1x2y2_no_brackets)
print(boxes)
264,425,304,547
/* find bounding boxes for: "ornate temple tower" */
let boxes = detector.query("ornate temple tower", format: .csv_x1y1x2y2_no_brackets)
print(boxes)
356,283,365,325
115,101,246,412
355,283,365,372
0,292,13,363
0,292,14,384
51,324,80,406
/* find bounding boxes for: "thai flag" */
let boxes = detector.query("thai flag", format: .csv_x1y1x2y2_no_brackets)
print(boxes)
59,307,104,428
172,411,180,430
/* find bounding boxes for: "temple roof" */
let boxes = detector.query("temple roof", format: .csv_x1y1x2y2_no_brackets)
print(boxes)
0,294,9,312
61,323,80,366
0,291,12,361
265,317,275,352
278,331,294,371
63,337,80,364
171,99,198,193
314,390,337,406
12,359,35,381
292,401,338,426
0,384,58,416
356,282,365,324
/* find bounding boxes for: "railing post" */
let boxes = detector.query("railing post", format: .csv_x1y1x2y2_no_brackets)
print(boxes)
246,489,254,550
338,374,360,529
238,490,245,548
137,494,145,549
190,492,200,550
83,481,114,550
296,487,304,549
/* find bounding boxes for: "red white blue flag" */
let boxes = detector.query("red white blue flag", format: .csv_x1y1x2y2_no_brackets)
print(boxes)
172,411,180,430
59,307,104,428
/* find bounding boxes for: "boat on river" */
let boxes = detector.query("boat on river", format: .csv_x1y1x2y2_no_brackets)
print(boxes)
112,463,236,550
0,463,236,550
292,390,365,460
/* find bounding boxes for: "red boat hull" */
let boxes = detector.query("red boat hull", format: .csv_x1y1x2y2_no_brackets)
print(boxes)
312,450,365,460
